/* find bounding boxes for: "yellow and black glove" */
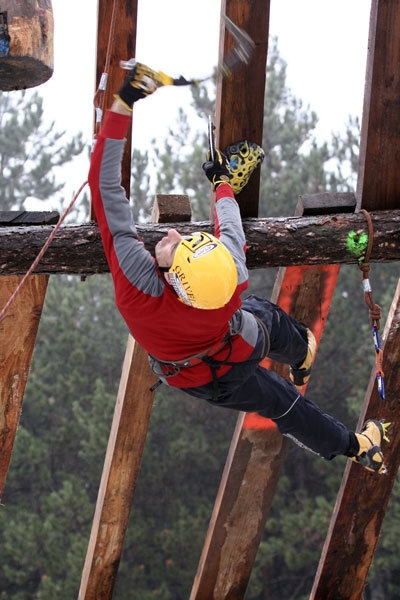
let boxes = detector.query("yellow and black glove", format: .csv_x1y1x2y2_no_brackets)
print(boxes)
202,149,231,190
115,61,173,110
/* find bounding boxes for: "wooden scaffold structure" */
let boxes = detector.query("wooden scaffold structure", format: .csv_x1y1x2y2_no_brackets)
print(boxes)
1,1,400,599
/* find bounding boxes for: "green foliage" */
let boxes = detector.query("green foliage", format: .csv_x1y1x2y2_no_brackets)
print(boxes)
130,147,152,222
1,40,400,600
0,276,124,599
0,90,85,211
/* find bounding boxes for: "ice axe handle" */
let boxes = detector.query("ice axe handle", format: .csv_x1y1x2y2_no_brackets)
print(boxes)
221,15,255,77
208,116,216,162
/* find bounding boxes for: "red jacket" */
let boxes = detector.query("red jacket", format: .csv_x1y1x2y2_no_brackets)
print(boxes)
89,110,258,388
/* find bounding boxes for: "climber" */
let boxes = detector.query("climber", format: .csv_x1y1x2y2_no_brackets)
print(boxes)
88,61,389,474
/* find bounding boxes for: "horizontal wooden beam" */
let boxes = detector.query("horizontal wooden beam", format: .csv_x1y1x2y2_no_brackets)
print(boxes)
0,211,59,225
0,209,399,275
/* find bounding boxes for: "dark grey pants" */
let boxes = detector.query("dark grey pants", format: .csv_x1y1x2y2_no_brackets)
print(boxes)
185,295,352,461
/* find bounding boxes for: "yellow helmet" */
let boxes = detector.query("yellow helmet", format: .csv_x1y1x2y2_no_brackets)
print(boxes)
167,232,238,309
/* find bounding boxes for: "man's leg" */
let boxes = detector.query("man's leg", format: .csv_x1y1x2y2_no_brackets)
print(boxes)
242,295,311,366
186,353,352,461
230,365,353,460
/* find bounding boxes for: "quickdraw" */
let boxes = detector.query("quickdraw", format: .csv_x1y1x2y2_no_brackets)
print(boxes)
372,326,385,399
358,209,385,400
0,181,87,323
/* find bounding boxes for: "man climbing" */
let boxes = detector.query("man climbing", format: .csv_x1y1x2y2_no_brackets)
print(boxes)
88,62,389,474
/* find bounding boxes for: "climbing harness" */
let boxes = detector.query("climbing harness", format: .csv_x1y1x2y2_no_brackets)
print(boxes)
357,209,385,400
0,181,87,324
149,310,270,399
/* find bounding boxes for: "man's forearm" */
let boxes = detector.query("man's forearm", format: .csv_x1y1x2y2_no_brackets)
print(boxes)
110,97,133,116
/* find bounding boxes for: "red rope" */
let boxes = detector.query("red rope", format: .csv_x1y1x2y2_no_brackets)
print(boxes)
358,209,381,330
1,3,120,322
93,0,120,134
357,209,385,399
0,180,88,324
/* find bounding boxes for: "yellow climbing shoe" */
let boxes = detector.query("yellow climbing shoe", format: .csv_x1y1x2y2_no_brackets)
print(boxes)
352,419,390,474
223,140,264,194
289,328,316,388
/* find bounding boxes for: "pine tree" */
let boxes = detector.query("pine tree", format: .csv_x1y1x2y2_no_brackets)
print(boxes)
1,40,399,600
0,90,84,211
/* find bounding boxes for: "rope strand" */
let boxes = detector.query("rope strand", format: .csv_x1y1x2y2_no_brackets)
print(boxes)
358,209,381,329
93,0,119,133
0,180,87,323
357,209,385,399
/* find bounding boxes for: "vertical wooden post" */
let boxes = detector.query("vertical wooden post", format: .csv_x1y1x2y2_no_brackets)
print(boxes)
311,3,400,596
0,275,49,500
90,0,137,220
190,195,343,600
356,0,400,211
310,280,400,600
215,0,270,218
79,195,192,600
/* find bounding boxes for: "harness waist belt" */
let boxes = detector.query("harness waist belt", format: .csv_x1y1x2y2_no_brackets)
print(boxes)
151,336,231,369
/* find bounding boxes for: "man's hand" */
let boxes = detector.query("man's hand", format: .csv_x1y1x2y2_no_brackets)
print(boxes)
115,62,169,110
202,149,231,190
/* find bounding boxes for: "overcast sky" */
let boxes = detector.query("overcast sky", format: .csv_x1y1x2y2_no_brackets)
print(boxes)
23,0,372,207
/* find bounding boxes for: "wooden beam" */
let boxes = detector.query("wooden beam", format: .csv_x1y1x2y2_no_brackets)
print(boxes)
90,0,137,219
0,211,59,225
310,278,400,600
0,275,49,501
190,195,342,599
150,194,192,223
0,0,54,91
356,0,400,211
1,207,400,275
190,414,288,600
78,335,157,599
78,195,191,599
215,0,270,218
311,2,400,595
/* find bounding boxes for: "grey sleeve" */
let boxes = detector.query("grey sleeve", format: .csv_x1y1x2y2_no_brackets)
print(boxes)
215,196,248,285
99,137,163,297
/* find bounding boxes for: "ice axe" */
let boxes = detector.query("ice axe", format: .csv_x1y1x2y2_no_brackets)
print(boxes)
119,15,255,87
219,14,255,78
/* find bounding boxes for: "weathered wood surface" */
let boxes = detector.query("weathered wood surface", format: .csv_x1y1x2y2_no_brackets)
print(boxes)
310,278,400,600
79,1,140,596
0,274,49,501
78,335,157,600
190,414,288,600
215,0,270,218
78,193,187,599
150,194,192,223
90,0,136,219
0,209,399,275
0,211,59,225
356,0,400,211
311,2,400,597
0,0,53,90
190,189,341,599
